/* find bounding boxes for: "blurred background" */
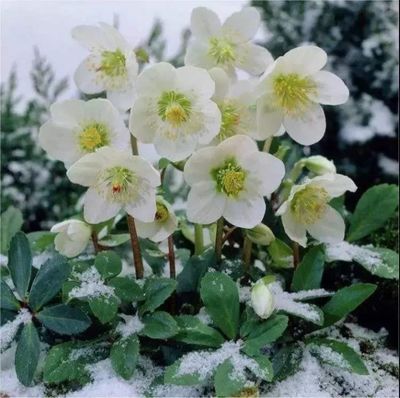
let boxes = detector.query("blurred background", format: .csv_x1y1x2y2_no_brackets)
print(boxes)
1,0,399,231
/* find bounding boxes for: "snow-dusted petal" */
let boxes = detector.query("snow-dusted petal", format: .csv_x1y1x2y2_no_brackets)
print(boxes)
184,39,215,69
256,95,284,138
282,46,327,75
175,66,215,99
283,103,326,146
107,86,136,111
129,96,158,143
186,182,226,225
74,59,104,94
222,7,260,43
50,100,85,127
223,195,266,229
66,151,104,186
209,67,230,101
125,191,157,223
242,152,285,196
313,174,357,198
218,134,258,162
135,62,176,97
191,7,221,40
237,43,273,76
281,211,307,247
309,71,349,105
184,146,221,185
83,188,121,224
307,206,345,244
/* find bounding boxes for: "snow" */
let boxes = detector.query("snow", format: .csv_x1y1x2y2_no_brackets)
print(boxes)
379,155,399,176
196,307,212,325
116,314,144,337
0,308,31,352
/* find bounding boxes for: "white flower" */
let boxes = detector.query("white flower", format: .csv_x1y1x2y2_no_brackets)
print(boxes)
39,99,129,168
135,197,178,242
66,147,160,224
51,219,91,258
129,62,221,161
184,135,285,228
276,173,357,247
257,45,349,145
304,155,336,175
185,7,273,77
72,22,138,111
208,67,260,142
251,279,275,319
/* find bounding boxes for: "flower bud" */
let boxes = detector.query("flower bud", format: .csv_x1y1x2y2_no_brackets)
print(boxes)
51,219,91,258
304,155,336,175
246,224,275,246
251,279,275,319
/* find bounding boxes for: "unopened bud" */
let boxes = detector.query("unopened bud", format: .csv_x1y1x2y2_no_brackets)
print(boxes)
304,155,336,175
251,279,275,319
246,224,275,246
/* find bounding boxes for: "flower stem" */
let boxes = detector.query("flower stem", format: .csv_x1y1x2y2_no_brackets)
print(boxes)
194,224,204,255
292,241,300,268
91,231,101,254
130,135,139,156
167,235,176,278
242,235,253,272
127,215,144,279
215,217,224,263
263,137,273,153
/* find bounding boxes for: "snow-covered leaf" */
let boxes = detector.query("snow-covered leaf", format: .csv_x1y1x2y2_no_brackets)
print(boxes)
110,334,139,380
94,251,122,280
214,359,246,397
98,233,130,247
89,294,120,324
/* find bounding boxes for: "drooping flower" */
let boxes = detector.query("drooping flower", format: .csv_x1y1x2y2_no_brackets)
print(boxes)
184,135,285,228
304,155,336,175
276,173,357,247
129,62,221,161
66,147,160,224
257,46,349,145
72,23,138,111
185,7,273,78
51,219,92,258
39,99,129,168
135,197,178,242
251,279,275,319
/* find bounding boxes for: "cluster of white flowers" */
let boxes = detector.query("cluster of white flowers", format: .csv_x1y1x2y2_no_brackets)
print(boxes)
39,6,355,258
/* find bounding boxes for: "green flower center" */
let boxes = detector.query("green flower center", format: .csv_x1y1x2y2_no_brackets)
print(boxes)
78,123,109,152
212,158,247,197
217,102,240,141
99,49,126,77
291,185,329,225
155,202,169,223
208,37,236,65
273,73,316,114
101,166,137,203
157,91,192,126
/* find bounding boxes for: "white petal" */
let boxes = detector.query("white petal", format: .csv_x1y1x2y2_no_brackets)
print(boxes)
125,191,157,223
256,95,284,139
54,233,88,258
313,174,357,198
176,66,215,99
187,181,226,225
129,96,158,143
50,220,71,233
135,220,160,239
136,62,176,97
151,218,177,242
281,211,307,247
74,59,104,94
242,152,285,196
209,67,230,101
283,103,326,146
50,100,85,127
218,134,258,163
153,132,196,162
196,100,221,144
309,71,349,105
66,221,91,242
66,151,104,186
184,146,221,185
83,188,121,224
222,7,260,43
282,46,327,75
223,195,265,229
307,206,345,244
184,39,215,69
130,156,160,187
71,25,108,50
191,7,221,40
236,43,273,76
107,86,135,111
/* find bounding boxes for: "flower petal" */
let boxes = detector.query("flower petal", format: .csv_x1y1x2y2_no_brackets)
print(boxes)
191,7,221,40
54,233,88,258
209,67,230,101
135,62,176,97
125,190,157,223
196,100,221,145
184,39,215,69
153,132,195,162
223,195,265,229
282,46,327,75
66,151,104,186
83,188,121,224
176,66,215,99
71,25,108,50
309,71,349,105
129,96,158,143
283,103,326,146
186,181,226,225
256,95,284,139
130,156,161,188
236,43,273,76
107,86,136,111
281,211,307,247
74,59,104,94
313,174,357,198
218,134,258,163
135,220,160,240
50,100,85,127
307,206,345,244
184,146,221,185
222,7,260,43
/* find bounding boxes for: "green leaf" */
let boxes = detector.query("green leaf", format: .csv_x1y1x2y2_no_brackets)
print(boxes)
140,311,178,339
357,247,399,279
268,239,293,268
158,157,170,170
1,279,20,310
292,245,325,291
139,277,176,315
111,334,139,380
8,232,32,299
94,251,122,280
174,315,225,347
98,233,130,247
164,360,202,386
200,272,239,340
27,231,55,252
1,206,23,254
239,307,260,339
243,315,288,356
15,322,40,386
37,303,91,334
272,343,303,382
108,277,144,301
307,338,368,375
89,294,120,324
251,355,274,382
28,255,71,311
347,184,399,242
214,359,245,397
322,283,377,326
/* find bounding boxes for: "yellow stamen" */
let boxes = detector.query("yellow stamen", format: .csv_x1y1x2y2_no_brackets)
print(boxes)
79,124,109,152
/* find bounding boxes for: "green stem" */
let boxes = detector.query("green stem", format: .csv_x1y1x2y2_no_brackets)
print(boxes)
215,218,224,263
130,135,139,155
242,235,253,272
263,137,273,153
194,224,204,255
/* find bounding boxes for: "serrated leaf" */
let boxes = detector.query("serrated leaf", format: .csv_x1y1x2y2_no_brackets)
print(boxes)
89,294,120,324
37,303,91,334
111,335,139,380
8,232,32,299
214,359,245,397
15,322,40,386
164,360,202,386
28,255,71,311
200,272,239,340
1,279,20,310
139,277,176,315
94,251,122,280
108,276,144,301
1,206,23,254
140,311,178,339
348,184,399,242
